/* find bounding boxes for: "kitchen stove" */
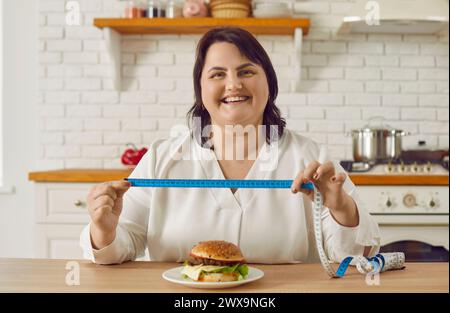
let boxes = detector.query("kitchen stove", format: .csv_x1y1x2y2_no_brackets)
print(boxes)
340,157,449,262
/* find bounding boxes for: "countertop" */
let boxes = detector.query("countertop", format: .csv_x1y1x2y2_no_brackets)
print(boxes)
28,169,449,185
0,258,448,292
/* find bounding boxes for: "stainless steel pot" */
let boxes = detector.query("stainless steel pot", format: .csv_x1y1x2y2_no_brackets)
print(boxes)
350,118,408,163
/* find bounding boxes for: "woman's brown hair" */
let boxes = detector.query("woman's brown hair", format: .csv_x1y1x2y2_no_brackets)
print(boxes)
186,27,286,148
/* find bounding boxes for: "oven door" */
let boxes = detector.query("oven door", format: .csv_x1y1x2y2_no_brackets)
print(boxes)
377,224,449,262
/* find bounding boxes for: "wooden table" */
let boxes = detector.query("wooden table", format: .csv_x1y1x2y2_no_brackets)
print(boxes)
0,258,448,293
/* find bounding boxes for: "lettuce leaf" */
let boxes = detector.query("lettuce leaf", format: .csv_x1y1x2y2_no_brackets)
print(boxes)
237,264,249,278
209,264,249,279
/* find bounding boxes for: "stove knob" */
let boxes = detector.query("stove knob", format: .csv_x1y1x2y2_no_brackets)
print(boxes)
425,162,433,173
411,162,419,173
403,193,417,208
428,198,438,210
386,198,393,208
399,161,407,173
385,163,393,173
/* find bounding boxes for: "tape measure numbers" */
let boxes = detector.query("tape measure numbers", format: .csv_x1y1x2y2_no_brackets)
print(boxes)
126,178,314,190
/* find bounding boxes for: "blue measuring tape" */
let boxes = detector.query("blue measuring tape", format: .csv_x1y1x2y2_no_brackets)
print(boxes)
125,178,314,190
335,254,387,278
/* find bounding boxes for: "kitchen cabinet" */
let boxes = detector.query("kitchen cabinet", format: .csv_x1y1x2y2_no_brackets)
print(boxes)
36,224,87,260
93,17,310,90
29,170,149,260
33,182,94,259
35,182,92,224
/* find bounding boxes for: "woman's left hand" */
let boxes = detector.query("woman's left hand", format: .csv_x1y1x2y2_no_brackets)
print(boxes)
291,161,359,226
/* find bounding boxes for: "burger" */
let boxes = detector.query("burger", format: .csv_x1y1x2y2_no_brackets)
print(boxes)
181,240,249,282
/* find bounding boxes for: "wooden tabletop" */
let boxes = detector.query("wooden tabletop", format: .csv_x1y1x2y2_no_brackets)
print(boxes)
0,258,447,293
28,169,449,185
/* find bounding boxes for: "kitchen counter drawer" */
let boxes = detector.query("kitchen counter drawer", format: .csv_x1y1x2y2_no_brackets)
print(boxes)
35,224,86,259
32,182,150,260
36,183,94,224
35,223,150,261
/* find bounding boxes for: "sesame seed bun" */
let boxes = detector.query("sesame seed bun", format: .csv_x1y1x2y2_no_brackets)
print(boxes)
189,240,246,266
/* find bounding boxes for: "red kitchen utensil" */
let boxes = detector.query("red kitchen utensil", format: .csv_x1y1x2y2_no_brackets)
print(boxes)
121,143,148,166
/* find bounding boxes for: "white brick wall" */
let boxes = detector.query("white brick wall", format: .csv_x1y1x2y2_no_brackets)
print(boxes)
37,0,449,167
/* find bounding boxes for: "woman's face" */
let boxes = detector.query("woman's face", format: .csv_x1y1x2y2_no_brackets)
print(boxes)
200,42,269,128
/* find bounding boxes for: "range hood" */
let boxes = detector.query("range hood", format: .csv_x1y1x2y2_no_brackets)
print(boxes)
338,0,449,35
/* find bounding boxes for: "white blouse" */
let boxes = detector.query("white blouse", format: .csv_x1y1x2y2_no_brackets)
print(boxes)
80,129,381,265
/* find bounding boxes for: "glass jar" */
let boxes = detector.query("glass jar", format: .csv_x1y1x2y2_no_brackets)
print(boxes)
147,0,166,18
138,0,148,17
124,0,142,18
165,0,183,18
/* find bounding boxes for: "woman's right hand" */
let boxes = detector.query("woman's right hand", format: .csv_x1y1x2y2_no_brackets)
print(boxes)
86,180,131,249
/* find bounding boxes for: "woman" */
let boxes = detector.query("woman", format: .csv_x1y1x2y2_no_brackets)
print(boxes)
80,27,380,265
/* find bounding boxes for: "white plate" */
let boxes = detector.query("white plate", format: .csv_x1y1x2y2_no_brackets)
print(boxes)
162,266,264,289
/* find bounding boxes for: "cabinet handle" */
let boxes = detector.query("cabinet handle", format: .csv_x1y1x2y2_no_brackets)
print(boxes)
74,200,85,208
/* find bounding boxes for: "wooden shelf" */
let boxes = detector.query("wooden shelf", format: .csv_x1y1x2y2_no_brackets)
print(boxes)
93,17,310,35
